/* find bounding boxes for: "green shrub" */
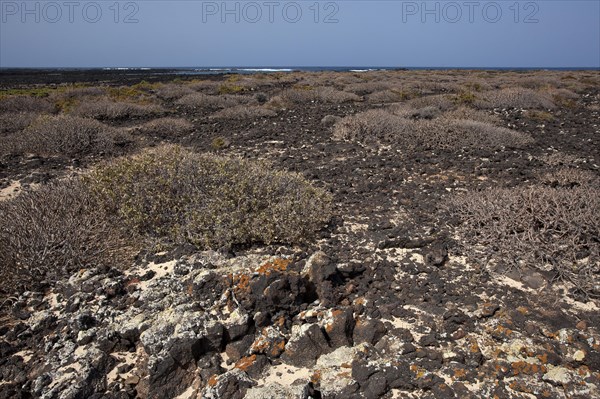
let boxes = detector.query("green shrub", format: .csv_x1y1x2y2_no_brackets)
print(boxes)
211,136,230,150
448,186,600,296
0,179,133,297
84,145,332,249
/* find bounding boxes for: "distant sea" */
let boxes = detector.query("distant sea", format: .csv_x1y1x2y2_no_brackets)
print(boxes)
1,66,598,75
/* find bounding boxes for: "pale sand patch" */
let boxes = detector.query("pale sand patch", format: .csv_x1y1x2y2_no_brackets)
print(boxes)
387,317,426,341
0,180,21,201
257,363,311,386
107,350,141,385
556,285,599,312
495,275,535,292
448,255,476,271
220,351,234,371
138,260,177,290
174,385,197,399
13,350,34,363
410,253,425,264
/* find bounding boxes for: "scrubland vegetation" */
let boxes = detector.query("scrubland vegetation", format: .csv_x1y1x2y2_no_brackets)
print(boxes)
0,68,599,302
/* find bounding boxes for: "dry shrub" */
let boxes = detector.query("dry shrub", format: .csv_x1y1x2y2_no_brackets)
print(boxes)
153,83,194,100
538,152,586,168
175,93,254,110
210,105,276,120
0,112,38,135
72,99,164,120
537,168,599,188
187,80,222,94
448,186,600,296
442,107,502,125
0,179,132,297
475,88,556,109
133,117,195,138
8,115,131,157
333,110,532,151
418,118,533,150
344,82,391,96
321,115,341,127
317,87,361,103
0,95,56,114
403,94,456,112
333,109,415,147
85,145,332,249
50,86,106,112
280,88,318,104
281,87,360,105
366,90,411,104
525,110,555,122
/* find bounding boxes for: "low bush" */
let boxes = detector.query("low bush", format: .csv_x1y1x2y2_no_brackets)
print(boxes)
133,117,195,138
333,109,532,151
537,168,599,188
448,186,600,296
153,84,194,101
281,87,360,105
7,115,131,157
0,179,132,297
366,89,414,104
175,93,254,110
442,107,502,125
333,109,415,147
475,88,556,109
71,99,164,120
0,95,56,114
344,82,391,96
321,114,341,127
0,112,38,135
210,105,276,120
85,145,332,249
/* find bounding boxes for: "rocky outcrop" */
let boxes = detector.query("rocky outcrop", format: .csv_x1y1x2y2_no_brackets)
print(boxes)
1,246,599,399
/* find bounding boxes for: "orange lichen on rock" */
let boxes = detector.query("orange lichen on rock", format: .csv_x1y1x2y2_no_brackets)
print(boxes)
516,306,529,315
235,355,257,372
234,273,251,291
452,368,467,380
207,374,219,387
256,258,291,275
510,361,546,376
310,370,322,384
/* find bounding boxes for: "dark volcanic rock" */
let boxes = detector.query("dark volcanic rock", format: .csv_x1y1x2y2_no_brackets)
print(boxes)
281,324,331,368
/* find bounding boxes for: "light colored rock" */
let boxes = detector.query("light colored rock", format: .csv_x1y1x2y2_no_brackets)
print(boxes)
543,366,573,385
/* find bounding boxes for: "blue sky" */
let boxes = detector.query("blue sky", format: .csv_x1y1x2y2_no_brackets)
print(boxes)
1,1,599,68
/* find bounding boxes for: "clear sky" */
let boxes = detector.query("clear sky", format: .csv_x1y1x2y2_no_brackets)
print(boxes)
1,0,599,68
